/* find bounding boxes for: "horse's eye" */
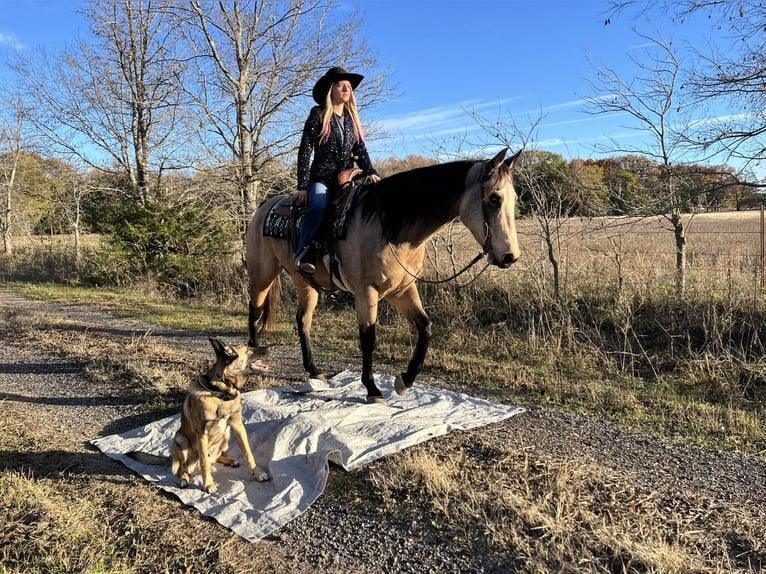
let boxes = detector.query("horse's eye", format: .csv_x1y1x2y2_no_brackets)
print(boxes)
487,193,502,208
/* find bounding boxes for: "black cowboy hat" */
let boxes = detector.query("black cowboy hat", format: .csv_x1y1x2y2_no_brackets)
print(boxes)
312,66,364,105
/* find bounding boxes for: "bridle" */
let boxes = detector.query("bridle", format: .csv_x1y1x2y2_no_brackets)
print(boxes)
382,159,502,287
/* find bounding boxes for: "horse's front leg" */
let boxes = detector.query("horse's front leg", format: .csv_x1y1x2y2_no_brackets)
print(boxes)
387,284,432,395
356,289,385,403
295,281,325,380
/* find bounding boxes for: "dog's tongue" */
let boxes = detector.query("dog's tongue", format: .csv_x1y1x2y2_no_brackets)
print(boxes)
250,359,270,372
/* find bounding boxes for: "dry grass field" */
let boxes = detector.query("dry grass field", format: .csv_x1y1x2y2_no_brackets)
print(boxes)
1,211,766,572
422,210,764,295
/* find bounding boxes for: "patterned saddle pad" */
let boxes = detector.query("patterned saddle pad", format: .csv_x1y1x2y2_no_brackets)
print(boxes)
262,182,367,240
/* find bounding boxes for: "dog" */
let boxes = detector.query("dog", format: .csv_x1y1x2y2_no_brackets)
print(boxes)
128,337,272,493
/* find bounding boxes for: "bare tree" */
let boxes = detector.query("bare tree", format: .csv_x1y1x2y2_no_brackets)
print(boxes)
178,0,388,238
44,163,91,268
609,1,766,179
12,0,192,205
587,32,694,295
0,90,30,255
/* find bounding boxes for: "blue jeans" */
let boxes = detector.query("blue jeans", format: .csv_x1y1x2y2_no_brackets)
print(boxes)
295,181,329,259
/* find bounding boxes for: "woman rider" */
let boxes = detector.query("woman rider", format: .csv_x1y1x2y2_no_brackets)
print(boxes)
294,66,380,274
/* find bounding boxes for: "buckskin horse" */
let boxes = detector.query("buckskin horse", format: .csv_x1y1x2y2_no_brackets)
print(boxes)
245,147,521,404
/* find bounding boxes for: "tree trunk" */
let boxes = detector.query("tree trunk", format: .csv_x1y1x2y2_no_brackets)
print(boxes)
672,212,686,296
544,229,561,297
73,190,82,269
2,154,19,255
2,181,11,255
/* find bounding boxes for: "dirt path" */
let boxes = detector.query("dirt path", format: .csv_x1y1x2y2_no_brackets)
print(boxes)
1,290,765,573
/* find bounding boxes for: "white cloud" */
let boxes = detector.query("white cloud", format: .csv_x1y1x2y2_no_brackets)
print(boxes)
0,32,24,51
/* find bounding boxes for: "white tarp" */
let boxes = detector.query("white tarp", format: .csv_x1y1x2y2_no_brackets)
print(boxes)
91,371,525,541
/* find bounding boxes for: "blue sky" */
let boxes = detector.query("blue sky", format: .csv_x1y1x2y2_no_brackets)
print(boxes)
361,0,630,159
0,0,721,163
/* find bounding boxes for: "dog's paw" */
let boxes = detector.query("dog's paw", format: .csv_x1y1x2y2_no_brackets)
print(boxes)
178,476,190,489
204,482,218,494
252,468,271,482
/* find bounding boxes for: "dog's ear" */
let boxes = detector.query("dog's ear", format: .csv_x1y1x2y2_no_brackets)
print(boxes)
209,337,224,355
209,337,238,361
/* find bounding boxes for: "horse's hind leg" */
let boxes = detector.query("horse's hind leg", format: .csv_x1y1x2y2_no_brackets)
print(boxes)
245,231,281,347
387,284,432,395
295,281,325,380
247,278,276,347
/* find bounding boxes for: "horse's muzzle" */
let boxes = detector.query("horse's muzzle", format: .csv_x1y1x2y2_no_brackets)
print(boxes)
495,252,519,268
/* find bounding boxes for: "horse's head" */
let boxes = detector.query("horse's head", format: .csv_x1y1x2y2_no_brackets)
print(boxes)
460,148,522,268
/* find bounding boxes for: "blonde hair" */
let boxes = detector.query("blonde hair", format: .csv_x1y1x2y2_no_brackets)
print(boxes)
318,83,365,144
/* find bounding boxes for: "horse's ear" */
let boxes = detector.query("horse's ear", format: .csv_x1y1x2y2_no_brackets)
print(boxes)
209,337,225,355
504,149,522,169
489,147,509,170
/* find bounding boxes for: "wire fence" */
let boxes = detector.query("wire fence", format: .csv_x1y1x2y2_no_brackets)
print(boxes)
426,210,766,297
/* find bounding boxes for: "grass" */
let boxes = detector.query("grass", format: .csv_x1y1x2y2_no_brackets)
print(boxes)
2,212,766,571
364,434,763,572
3,230,766,458
0,470,135,573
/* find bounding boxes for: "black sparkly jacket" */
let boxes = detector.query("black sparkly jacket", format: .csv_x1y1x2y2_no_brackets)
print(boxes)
296,105,378,191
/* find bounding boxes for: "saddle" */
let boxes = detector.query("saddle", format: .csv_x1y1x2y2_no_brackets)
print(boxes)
262,169,370,281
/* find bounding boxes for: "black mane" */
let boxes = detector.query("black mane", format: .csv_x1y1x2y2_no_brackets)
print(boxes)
360,160,479,241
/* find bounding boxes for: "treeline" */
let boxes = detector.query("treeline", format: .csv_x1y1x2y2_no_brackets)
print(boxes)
1,0,765,298
7,149,760,240
516,152,760,217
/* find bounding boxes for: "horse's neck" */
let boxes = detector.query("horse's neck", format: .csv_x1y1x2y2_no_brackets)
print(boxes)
372,161,473,244
398,207,458,245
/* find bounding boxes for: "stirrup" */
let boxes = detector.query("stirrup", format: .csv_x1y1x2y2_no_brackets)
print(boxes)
296,260,316,274
293,243,317,275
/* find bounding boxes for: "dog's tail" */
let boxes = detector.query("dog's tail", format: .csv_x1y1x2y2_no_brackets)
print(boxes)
125,451,171,466
262,275,282,332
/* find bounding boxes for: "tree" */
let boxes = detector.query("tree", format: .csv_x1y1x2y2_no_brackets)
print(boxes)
375,155,437,178
0,91,31,254
587,32,694,295
12,0,192,205
568,159,610,216
599,155,663,215
35,158,91,267
610,1,766,178
178,0,388,240
514,150,576,296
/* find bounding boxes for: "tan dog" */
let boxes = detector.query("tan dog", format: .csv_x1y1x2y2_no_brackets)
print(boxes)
129,337,271,493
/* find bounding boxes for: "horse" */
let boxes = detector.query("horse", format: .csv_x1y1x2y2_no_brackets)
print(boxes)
245,147,521,404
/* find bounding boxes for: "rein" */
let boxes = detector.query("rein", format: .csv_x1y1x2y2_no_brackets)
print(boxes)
384,230,492,287
376,161,495,287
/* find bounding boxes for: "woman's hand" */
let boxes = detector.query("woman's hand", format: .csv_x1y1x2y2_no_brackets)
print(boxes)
370,174,381,183
296,189,308,205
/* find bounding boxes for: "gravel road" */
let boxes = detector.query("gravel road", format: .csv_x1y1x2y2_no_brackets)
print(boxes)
1,290,765,573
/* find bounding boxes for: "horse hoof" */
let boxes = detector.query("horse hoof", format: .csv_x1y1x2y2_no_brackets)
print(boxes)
366,395,387,405
252,468,272,482
394,375,409,395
